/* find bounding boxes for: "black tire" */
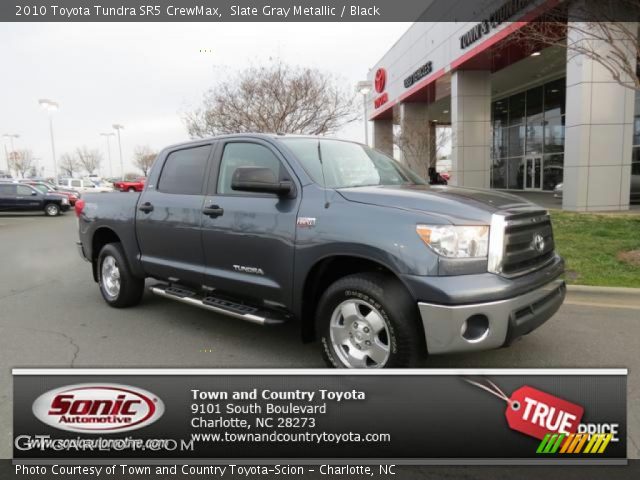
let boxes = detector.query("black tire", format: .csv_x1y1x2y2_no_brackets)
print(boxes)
317,272,424,368
44,203,60,216
128,187,136,192
97,242,145,308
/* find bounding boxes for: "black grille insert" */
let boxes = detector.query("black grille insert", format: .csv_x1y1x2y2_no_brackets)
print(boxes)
502,212,555,276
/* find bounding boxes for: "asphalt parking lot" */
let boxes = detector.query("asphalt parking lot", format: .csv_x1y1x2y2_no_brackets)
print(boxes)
0,212,638,459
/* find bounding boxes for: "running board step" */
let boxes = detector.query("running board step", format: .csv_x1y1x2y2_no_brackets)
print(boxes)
150,284,287,325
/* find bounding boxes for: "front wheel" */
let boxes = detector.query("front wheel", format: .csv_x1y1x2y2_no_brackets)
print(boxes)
317,273,424,368
44,203,60,216
98,243,144,308
128,187,136,192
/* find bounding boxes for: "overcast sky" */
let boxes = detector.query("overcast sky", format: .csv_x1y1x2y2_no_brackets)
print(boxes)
0,22,410,178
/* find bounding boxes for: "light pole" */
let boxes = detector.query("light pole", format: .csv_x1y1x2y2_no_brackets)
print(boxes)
2,133,19,174
356,81,372,146
100,132,115,178
38,99,59,184
112,124,125,180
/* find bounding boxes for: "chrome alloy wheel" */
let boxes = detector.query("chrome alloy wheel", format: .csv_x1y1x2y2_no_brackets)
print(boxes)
45,204,59,216
101,255,121,298
329,299,391,368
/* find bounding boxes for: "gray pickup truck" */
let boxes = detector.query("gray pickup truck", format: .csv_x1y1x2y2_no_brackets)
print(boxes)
76,134,565,368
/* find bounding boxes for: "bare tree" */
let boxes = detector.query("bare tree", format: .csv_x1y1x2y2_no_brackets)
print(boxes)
8,149,34,178
76,146,102,175
184,60,358,137
59,153,81,177
508,1,640,90
393,122,451,178
132,145,157,176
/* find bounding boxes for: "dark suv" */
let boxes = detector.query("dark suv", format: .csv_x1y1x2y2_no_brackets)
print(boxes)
0,182,70,216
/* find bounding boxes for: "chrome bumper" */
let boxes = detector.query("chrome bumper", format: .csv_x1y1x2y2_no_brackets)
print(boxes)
418,278,565,355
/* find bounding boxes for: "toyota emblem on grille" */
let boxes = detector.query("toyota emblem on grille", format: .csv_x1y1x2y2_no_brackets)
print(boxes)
532,233,545,252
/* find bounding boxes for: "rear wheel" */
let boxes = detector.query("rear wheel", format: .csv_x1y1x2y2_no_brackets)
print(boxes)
98,243,144,308
318,272,424,368
128,187,136,192
44,203,60,216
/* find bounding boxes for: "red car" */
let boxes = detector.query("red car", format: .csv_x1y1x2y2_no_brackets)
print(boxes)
113,177,146,192
21,181,79,206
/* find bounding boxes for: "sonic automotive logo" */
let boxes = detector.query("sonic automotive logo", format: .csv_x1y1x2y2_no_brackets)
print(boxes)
32,384,164,433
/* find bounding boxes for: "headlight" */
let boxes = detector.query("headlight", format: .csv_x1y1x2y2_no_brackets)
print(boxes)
61,198,69,204
416,224,489,258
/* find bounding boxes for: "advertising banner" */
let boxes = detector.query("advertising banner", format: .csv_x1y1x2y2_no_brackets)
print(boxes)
13,369,627,465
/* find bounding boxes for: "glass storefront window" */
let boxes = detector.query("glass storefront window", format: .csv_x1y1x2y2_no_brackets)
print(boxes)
544,78,565,118
492,123,509,159
544,116,565,153
492,101,509,125
491,157,507,189
508,125,525,157
491,77,566,190
634,93,640,146
525,121,544,155
526,86,544,122
508,92,526,126
543,154,564,191
632,147,640,202
507,157,524,189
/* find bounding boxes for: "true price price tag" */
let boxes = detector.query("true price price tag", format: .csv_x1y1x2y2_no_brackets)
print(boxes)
465,379,584,441
506,385,584,440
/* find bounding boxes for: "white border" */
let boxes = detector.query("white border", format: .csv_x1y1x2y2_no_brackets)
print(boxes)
12,368,628,376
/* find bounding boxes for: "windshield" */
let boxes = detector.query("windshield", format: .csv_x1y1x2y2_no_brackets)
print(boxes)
33,184,49,194
280,138,426,189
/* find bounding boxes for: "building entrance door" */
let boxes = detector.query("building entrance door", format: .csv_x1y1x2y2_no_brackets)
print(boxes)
524,155,543,190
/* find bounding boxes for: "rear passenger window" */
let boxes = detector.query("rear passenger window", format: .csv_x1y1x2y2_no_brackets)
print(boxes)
0,184,16,194
71,180,81,187
217,143,283,195
159,145,211,195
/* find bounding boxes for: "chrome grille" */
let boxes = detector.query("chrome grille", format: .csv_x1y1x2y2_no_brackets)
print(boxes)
501,211,555,277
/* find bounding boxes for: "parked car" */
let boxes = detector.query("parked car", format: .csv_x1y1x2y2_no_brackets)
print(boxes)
85,177,114,190
76,134,565,368
113,177,146,192
20,180,79,205
58,178,112,193
0,182,69,216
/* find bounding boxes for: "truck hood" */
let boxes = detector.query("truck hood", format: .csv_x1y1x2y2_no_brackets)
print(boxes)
337,184,538,223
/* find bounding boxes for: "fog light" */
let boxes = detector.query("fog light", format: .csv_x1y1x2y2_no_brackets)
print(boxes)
461,314,489,342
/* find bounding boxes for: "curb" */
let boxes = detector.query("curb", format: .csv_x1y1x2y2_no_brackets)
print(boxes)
565,284,640,309
566,285,640,296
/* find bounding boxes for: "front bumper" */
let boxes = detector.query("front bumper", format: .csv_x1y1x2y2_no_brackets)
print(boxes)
418,278,565,354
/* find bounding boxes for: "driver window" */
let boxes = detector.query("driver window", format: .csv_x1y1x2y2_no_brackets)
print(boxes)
17,185,35,195
217,143,282,195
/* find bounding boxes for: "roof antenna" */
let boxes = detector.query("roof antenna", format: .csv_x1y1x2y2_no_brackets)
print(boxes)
317,140,330,209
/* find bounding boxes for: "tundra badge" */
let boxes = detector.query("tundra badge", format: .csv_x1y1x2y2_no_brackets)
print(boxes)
233,265,265,276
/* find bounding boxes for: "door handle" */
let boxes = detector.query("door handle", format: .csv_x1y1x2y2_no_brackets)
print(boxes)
202,205,224,218
138,202,154,213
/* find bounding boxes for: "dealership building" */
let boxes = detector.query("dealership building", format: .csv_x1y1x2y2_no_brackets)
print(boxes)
366,3,639,211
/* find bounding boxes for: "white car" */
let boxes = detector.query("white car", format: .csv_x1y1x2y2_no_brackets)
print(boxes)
58,178,112,193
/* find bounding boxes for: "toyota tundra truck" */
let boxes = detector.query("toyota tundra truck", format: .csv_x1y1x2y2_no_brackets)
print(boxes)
76,134,565,368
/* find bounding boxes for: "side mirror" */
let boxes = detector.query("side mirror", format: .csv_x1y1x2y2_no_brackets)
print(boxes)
231,167,294,197
31,191,38,196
